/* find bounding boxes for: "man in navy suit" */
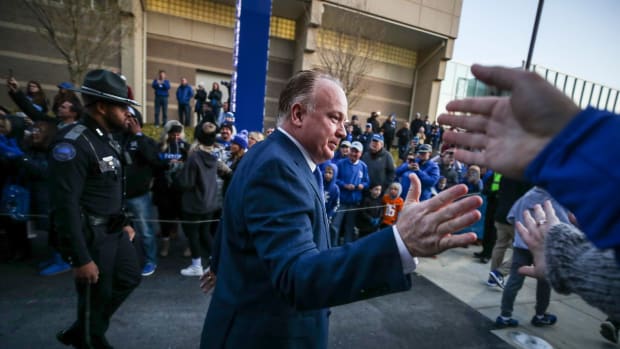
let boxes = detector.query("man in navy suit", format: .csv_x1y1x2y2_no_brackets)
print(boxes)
200,70,482,348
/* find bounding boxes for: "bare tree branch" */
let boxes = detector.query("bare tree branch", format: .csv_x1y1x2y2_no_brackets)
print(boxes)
316,17,382,110
22,0,127,84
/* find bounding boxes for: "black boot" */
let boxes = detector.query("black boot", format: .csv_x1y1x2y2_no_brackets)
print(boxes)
56,326,84,348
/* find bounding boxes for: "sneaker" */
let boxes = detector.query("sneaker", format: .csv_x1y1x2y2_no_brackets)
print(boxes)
40,261,71,276
38,256,56,269
180,264,203,276
141,263,157,277
531,313,557,327
488,270,505,289
495,316,519,328
600,320,619,343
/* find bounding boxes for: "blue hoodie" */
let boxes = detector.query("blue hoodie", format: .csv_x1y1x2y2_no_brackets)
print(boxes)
395,158,440,201
336,157,369,205
319,162,340,219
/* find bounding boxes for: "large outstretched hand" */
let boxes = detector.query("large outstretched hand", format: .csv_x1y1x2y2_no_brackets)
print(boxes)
396,173,481,257
437,64,581,178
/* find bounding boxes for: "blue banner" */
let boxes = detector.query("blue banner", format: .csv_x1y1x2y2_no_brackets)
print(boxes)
232,0,272,133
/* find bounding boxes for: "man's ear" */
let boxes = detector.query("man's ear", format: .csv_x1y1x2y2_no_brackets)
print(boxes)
94,101,107,115
290,103,304,126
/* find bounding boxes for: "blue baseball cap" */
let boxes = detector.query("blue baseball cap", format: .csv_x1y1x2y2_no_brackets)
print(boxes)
416,144,432,153
371,133,384,142
57,81,73,89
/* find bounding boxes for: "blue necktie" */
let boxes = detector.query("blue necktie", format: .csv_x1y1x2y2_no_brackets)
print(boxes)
313,166,330,249
313,167,324,204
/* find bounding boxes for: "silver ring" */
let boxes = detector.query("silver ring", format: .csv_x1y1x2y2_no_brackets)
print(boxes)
537,219,547,226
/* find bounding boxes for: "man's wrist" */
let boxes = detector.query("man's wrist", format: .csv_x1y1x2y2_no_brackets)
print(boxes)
392,225,417,274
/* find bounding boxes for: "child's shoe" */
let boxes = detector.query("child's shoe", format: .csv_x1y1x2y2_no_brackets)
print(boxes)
531,313,557,327
495,316,519,329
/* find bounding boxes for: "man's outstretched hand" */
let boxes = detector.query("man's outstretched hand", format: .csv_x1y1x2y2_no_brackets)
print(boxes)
396,173,481,257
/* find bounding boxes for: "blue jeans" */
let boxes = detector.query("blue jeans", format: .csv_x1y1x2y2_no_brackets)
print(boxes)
330,203,358,245
178,103,191,126
126,193,158,266
500,247,551,317
398,145,408,161
154,95,168,126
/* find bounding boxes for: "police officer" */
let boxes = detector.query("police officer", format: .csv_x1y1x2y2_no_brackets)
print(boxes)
51,69,141,348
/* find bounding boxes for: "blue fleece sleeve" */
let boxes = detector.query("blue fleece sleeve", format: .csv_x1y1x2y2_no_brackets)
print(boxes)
395,163,409,179
415,163,440,187
525,107,620,251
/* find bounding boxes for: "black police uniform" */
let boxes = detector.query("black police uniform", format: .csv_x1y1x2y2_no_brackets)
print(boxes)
49,115,141,347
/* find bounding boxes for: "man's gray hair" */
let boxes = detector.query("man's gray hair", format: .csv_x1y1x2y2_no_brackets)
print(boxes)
276,70,342,127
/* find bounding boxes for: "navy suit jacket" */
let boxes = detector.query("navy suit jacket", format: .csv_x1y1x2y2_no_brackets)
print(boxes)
201,130,412,348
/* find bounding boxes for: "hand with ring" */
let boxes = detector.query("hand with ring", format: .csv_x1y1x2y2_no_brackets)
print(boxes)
200,267,217,294
516,201,560,279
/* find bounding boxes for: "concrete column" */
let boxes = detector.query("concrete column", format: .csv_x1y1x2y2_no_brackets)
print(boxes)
120,0,146,116
410,41,450,121
293,0,323,73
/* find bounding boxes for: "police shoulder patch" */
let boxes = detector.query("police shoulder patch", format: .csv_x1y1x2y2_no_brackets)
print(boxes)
64,124,87,140
52,142,77,162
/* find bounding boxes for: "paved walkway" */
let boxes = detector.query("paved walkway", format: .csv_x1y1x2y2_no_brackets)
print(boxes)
0,234,615,348
416,245,615,349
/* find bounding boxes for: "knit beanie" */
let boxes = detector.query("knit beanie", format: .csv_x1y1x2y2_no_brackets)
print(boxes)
195,121,217,146
232,134,247,150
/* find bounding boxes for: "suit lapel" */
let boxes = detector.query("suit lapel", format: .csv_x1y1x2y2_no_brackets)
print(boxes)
305,166,331,250
273,131,331,249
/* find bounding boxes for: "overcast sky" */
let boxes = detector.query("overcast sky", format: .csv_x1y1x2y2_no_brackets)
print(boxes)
452,0,620,89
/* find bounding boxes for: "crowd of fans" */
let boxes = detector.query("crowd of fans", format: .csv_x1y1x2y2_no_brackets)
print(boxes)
1,68,618,345
0,72,482,275
0,71,488,272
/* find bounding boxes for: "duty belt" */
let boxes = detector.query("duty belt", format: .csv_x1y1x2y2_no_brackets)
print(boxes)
85,214,110,227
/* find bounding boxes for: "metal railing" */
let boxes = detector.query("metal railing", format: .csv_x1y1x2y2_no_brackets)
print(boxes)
439,61,620,114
